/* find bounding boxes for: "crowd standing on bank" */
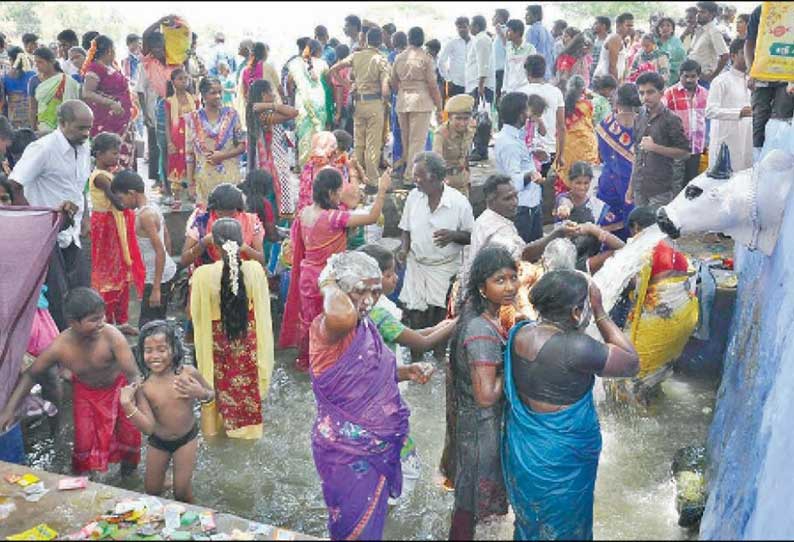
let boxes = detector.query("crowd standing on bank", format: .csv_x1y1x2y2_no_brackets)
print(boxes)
0,2,791,540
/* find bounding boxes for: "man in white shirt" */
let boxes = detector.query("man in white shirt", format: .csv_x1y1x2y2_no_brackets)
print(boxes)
397,151,473,361
516,54,566,178
56,29,79,77
207,32,236,77
690,1,730,86
501,19,536,95
706,38,752,171
492,9,510,102
438,17,471,99
8,100,93,330
466,15,495,104
494,92,543,242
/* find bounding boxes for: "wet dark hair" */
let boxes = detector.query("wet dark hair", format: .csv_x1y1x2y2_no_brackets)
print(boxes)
636,71,664,91
595,16,612,32
329,38,340,48
9,128,36,164
530,269,588,328
382,23,397,35
654,16,677,37
314,25,329,40
313,168,343,209
7,47,25,78
495,9,510,22
296,37,310,53
527,5,543,21
251,42,267,64
564,75,586,117
455,17,470,27
367,28,383,47
506,19,525,37
111,169,145,194
136,320,185,377
408,27,424,47
697,1,719,16
483,174,512,200
471,15,487,33
92,131,122,157
22,33,38,46
64,287,105,322
451,246,518,342
246,79,274,168
33,47,62,72
524,54,546,79
126,33,141,46
627,206,657,231
0,116,13,142
358,243,395,273
57,29,79,46
208,183,245,212
81,31,99,51
616,13,634,26
392,31,407,50
568,161,593,181
239,169,274,227
499,92,528,126
332,129,353,153
616,83,641,107
212,218,250,342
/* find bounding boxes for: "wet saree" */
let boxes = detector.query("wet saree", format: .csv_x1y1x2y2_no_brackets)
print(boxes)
278,209,350,370
310,318,410,540
596,113,635,240
190,260,274,439
556,99,598,194
34,73,80,132
72,373,142,473
502,320,602,541
84,61,137,169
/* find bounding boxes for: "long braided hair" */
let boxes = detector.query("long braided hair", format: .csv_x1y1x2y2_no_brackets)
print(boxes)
212,217,249,341
245,79,273,171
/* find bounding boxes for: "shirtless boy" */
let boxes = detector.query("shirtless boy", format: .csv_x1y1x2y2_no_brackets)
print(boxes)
0,287,142,475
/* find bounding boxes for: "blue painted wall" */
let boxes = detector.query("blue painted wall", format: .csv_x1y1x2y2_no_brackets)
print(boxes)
700,143,794,538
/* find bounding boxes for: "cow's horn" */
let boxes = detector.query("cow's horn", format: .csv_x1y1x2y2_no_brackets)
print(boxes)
707,143,732,180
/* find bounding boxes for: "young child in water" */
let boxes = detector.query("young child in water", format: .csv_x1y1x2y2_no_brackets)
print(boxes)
0,287,142,476
120,320,214,503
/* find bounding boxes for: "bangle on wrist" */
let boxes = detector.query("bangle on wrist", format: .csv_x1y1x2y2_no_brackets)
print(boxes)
199,391,215,405
125,406,140,419
595,314,610,324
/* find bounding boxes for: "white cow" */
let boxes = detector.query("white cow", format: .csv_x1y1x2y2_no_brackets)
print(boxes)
657,148,794,256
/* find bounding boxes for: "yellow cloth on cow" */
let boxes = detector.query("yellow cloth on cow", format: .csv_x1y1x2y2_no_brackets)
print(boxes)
162,19,191,66
190,259,274,439
627,264,699,379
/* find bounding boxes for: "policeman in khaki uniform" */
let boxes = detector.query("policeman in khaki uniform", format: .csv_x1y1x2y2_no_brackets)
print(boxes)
328,27,390,188
391,27,443,184
433,94,476,196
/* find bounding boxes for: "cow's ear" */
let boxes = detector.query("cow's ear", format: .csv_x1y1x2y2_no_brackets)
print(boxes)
707,143,733,180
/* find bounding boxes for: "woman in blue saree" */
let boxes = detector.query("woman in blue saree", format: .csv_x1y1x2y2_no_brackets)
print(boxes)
595,83,640,240
502,270,638,540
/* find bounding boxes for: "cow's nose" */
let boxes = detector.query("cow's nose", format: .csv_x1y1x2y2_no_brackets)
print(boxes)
657,207,681,239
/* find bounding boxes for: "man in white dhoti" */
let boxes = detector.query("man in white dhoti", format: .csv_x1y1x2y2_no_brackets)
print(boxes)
705,37,753,171
397,151,474,361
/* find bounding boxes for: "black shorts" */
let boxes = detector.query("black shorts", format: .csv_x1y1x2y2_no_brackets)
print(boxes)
148,422,199,454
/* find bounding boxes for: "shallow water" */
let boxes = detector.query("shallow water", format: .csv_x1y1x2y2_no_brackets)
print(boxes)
25,346,716,540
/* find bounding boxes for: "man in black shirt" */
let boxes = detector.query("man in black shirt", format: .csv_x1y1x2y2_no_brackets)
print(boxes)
626,72,690,209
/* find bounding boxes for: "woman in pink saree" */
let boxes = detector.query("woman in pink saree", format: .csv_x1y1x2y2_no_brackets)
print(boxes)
82,35,137,169
279,168,389,372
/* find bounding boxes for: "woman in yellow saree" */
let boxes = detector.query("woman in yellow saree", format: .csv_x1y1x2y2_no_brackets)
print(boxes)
190,218,274,439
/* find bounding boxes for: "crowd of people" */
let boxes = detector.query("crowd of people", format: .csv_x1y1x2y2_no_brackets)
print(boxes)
0,1,790,540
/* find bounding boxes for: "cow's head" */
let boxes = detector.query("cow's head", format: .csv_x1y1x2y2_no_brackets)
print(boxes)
658,146,794,256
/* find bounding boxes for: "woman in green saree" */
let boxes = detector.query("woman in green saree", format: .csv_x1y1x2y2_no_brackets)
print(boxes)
286,39,330,168
29,47,80,134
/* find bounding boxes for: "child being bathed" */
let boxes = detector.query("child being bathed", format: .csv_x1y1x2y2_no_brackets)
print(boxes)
120,321,214,503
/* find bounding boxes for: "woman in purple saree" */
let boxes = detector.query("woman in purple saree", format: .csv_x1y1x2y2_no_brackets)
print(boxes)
308,251,428,540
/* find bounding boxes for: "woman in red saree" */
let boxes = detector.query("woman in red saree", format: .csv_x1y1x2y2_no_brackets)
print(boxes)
555,30,593,91
164,68,199,210
89,135,145,335
82,35,137,169
246,79,299,218
279,167,390,371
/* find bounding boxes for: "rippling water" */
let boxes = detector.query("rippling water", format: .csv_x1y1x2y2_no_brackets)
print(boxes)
25,346,715,540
